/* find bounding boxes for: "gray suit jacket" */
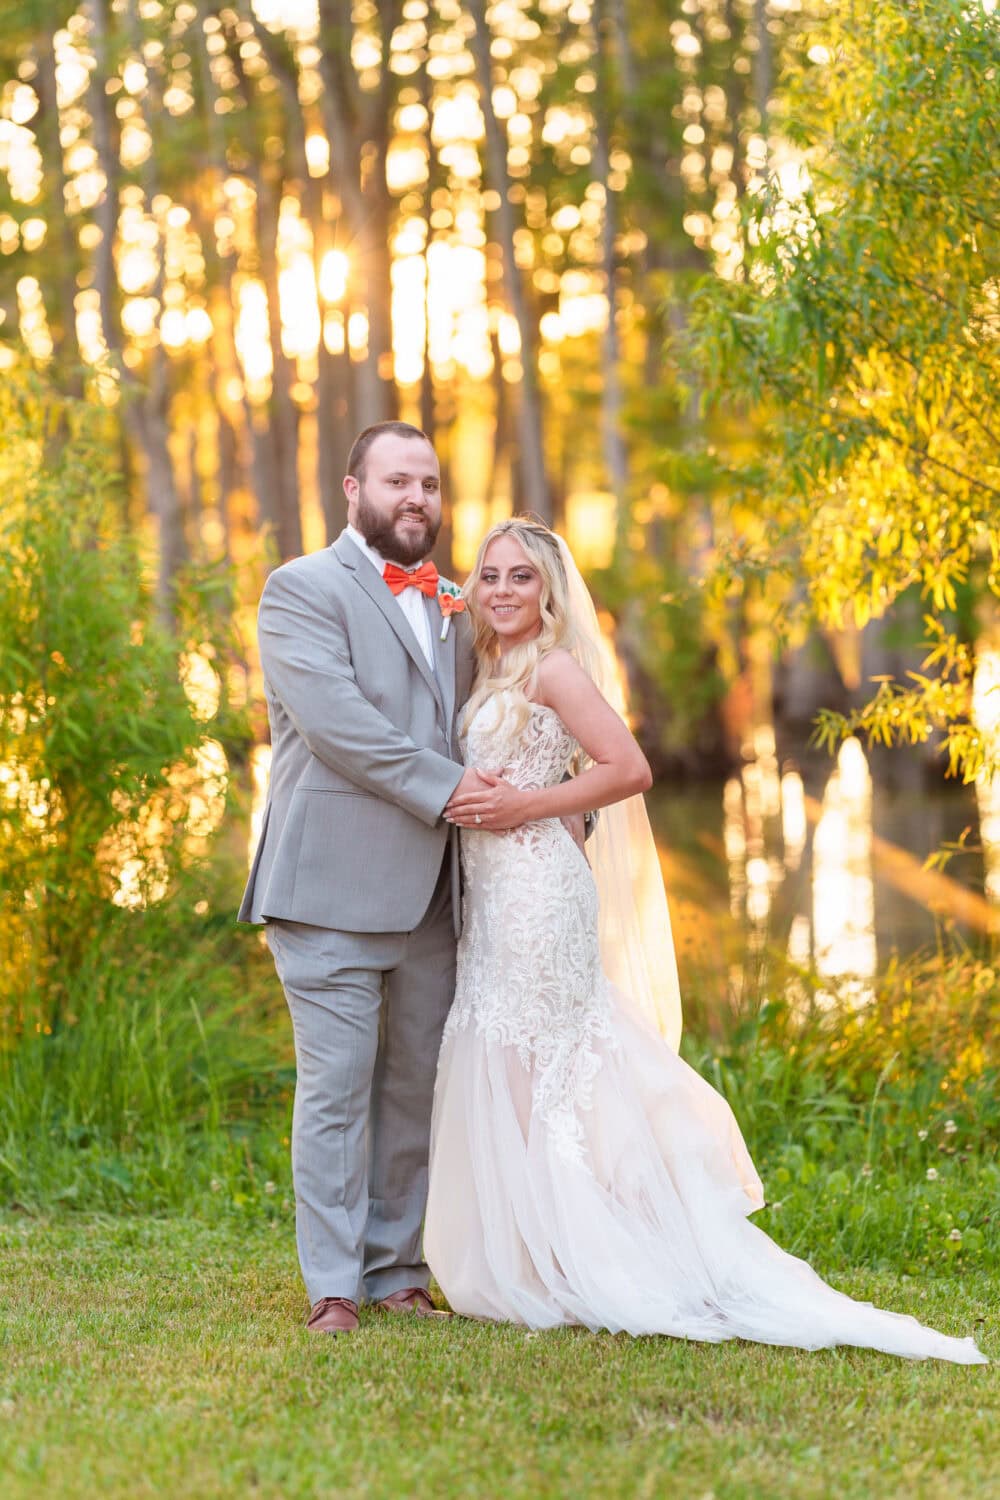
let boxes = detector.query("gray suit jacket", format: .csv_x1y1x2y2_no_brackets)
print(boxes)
239,531,475,933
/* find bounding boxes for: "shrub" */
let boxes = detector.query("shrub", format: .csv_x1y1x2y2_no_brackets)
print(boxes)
0,371,246,1034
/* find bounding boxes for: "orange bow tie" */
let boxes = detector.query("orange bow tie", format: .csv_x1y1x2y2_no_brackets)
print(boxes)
382,560,439,598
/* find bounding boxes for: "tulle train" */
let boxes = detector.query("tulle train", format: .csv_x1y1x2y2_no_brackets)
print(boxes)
426,992,987,1364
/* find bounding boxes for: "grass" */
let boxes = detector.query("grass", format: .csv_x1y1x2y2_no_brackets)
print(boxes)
1,902,997,1496
0,1216,995,1500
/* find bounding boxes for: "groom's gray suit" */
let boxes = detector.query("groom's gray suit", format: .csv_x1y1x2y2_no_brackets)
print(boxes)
240,530,475,1305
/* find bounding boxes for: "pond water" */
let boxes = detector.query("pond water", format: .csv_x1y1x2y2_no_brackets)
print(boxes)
649,731,996,1007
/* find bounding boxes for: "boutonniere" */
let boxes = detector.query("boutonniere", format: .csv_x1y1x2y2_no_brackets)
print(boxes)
437,579,466,641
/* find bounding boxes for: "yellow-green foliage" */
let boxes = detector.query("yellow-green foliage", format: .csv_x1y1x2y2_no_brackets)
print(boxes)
0,373,244,1031
689,0,1000,779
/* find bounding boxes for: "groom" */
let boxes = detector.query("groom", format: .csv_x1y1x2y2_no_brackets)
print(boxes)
239,420,491,1334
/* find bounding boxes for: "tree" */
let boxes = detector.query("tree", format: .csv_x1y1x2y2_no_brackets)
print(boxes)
688,0,1000,781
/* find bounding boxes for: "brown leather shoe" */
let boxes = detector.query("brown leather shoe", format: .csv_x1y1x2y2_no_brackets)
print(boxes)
376,1286,449,1318
306,1296,359,1333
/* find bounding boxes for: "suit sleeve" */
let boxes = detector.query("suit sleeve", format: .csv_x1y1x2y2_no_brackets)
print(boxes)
258,566,464,827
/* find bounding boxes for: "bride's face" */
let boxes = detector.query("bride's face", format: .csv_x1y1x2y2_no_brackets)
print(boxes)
477,534,544,651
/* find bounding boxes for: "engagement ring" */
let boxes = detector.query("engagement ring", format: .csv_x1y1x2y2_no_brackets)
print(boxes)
475,813,482,825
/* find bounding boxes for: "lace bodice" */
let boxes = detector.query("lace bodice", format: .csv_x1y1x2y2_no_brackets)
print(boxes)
464,691,578,792
444,691,617,1162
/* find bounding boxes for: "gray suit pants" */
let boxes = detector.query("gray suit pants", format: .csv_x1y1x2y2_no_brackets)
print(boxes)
266,856,456,1306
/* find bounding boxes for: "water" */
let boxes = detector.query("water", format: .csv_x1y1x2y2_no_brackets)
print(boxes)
649,734,996,1005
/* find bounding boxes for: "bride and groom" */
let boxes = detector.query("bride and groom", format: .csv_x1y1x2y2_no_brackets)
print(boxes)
240,420,985,1363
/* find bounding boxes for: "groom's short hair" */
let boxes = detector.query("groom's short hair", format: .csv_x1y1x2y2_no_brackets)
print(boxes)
347,421,431,483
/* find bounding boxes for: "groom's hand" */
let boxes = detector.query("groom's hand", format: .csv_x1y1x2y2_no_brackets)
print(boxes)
444,768,528,830
447,767,496,805
442,768,503,824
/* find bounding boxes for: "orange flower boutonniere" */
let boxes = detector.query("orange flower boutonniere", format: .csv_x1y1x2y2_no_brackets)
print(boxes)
437,583,466,641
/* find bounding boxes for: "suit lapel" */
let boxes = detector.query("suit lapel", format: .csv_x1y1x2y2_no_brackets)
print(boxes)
427,593,458,732
333,533,446,719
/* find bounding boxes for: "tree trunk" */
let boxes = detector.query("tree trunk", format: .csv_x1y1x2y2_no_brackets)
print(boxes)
754,0,773,144
84,0,118,362
88,0,189,613
314,0,401,429
256,167,303,560
128,372,189,603
723,0,748,198
467,0,551,523
592,0,630,510
37,28,81,382
194,8,288,557
245,4,350,538
313,191,352,539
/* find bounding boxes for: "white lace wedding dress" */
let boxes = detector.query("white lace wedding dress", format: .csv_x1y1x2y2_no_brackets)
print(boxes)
424,693,987,1362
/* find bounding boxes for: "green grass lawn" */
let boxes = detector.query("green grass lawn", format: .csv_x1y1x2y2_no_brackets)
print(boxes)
0,1216,994,1500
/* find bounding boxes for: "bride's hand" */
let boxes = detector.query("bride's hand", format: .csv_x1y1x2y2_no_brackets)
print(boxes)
444,768,529,830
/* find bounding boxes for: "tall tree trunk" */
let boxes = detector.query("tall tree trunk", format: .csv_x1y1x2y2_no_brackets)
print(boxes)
486,323,509,511
37,28,81,383
132,356,189,603
213,7,303,559
85,0,118,362
194,8,288,556
127,0,190,603
245,4,349,538
315,0,401,429
256,165,303,560
313,195,352,538
467,0,550,523
592,0,629,510
754,0,773,146
724,0,748,198
88,0,188,613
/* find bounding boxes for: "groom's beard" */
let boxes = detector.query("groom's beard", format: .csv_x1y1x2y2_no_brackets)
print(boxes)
355,486,441,567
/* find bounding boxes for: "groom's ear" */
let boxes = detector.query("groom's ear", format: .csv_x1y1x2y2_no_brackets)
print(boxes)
343,473,359,515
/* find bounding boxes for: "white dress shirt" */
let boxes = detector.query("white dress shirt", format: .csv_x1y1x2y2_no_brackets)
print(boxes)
345,523,436,670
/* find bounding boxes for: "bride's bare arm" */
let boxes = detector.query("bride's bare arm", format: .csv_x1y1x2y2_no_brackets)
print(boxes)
444,650,651,830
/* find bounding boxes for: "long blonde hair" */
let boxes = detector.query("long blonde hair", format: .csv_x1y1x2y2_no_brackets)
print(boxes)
461,518,577,737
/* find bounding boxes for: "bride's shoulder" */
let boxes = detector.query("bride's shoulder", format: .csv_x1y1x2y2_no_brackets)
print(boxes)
533,648,590,706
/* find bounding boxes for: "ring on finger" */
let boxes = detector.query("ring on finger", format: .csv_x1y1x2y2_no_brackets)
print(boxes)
474,813,482,825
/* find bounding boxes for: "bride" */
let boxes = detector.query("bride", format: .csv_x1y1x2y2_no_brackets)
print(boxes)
426,517,986,1363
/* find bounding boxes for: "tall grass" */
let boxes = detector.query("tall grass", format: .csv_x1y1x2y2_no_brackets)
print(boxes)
682,945,1000,1274
0,890,291,1214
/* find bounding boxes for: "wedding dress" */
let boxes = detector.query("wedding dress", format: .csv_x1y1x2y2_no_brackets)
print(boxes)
425,690,987,1363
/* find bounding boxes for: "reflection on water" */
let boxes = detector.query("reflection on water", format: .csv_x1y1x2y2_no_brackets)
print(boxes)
780,769,807,871
973,647,1000,906
811,739,877,1006
723,733,877,1003
712,696,1000,1002
723,726,784,944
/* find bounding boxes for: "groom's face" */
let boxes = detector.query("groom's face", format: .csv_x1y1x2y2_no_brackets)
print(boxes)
345,433,442,567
